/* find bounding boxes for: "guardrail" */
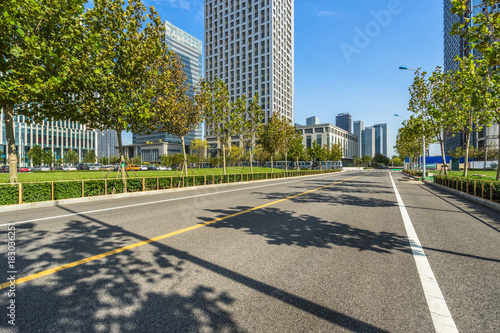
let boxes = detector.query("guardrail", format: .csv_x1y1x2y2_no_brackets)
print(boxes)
0,170,338,206
433,174,500,203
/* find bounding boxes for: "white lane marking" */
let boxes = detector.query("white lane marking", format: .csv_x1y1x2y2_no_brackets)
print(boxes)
389,173,458,333
1,172,341,227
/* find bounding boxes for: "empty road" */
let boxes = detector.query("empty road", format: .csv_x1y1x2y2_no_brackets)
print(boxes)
1,170,499,332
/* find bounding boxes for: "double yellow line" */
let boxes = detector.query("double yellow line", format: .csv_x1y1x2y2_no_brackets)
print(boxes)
0,174,363,290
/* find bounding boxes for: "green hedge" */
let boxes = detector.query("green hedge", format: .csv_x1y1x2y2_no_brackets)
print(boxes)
1,169,340,206
0,184,19,205
55,181,81,200
23,183,51,203
434,175,500,202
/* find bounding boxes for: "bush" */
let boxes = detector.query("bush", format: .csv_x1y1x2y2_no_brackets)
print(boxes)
0,184,19,205
54,181,81,200
23,182,51,203
127,179,143,192
195,176,205,186
107,179,125,194
158,177,171,190
145,178,158,191
85,180,105,197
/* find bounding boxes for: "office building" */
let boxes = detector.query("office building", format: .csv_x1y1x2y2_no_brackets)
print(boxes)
296,118,359,160
204,0,294,130
336,113,352,133
353,120,364,157
96,129,118,161
362,127,375,158
359,123,388,158
306,116,319,126
133,20,203,151
374,123,388,157
0,113,97,166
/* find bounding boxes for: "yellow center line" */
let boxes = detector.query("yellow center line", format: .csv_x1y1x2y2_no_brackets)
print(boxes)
1,174,364,290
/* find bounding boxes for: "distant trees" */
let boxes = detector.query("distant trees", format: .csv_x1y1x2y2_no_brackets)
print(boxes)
27,146,44,166
83,151,97,164
64,150,79,166
191,138,208,168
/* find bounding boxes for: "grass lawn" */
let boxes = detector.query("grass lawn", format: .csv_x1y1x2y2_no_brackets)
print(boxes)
430,170,498,180
0,167,286,183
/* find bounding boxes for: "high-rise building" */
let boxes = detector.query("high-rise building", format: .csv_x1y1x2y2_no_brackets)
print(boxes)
204,0,294,128
353,120,363,157
362,127,375,158
336,113,352,133
306,116,319,126
133,20,203,150
96,129,118,161
374,123,388,157
0,113,97,167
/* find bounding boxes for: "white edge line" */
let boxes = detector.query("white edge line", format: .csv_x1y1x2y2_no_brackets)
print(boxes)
1,172,340,227
389,173,458,333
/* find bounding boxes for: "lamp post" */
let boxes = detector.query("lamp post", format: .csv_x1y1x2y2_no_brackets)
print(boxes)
399,66,426,180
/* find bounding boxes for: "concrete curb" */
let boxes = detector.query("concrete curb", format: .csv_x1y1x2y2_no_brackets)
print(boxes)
425,181,500,213
0,172,338,213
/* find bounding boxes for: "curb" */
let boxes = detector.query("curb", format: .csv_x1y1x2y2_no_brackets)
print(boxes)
0,172,337,214
425,181,500,213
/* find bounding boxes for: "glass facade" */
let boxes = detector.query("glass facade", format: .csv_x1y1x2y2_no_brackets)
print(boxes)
133,20,203,150
0,113,97,166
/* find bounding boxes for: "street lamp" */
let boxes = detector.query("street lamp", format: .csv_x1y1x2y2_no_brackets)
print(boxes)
399,66,426,180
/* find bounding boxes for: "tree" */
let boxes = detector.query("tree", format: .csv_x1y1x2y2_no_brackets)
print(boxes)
191,138,208,168
27,145,44,166
229,146,245,167
202,79,244,174
149,49,205,176
373,153,390,166
76,0,165,180
43,150,54,166
64,150,79,166
361,155,372,168
260,113,285,173
451,0,500,180
241,93,264,173
1,0,87,183
288,132,306,170
447,146,465,160
83,150,97,164
327,143,343,162
279,119,299,171
307,141,327,169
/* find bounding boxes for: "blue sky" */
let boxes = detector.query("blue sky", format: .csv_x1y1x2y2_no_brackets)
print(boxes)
114,0,444,156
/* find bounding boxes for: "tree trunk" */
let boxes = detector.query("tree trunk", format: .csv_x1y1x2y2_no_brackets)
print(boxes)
181,136,188,176
222,142,226,175
463,131,471,178
439,139,448,175
250,135,254,173
3,104,18,183
496,136,500,181
296,156,299,170
271,154,274,173
285,152,288,171
117,130,125,180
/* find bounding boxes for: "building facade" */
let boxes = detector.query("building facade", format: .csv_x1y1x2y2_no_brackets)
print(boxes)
0,112,97,166
374,123,388,157
335,113,352,133
133,20,203,150
204,0,294,128
353,120,364,158
296,122,359,160
96,129,118,161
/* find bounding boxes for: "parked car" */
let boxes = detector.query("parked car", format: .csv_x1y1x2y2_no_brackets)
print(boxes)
139,165,148,171
77,163,91,170
147,165,158,171
40,166,51,171
126,165,140,171
157,166,170,171
62,166,77,171
0,165,9,173
19,167,30,172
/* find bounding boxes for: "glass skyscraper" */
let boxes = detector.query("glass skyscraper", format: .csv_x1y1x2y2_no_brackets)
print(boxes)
133,20,203,149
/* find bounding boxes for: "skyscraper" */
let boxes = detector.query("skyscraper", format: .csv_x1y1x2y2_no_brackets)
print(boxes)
133,20,203,149
204,0,294,127
353,120,363,157
373,123,388,157
336,113,352,133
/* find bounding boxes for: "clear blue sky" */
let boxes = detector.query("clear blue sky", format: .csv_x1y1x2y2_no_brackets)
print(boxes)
110,0,444,157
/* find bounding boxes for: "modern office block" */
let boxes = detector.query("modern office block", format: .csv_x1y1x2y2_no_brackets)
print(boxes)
296,122,359,159
0,113,97,166
362,127,375,158
374,123,388,157
96,129,118,160
336,113,352,133
306,116,319,126
133,20,203,151
353,120,363,157
204,0,294,129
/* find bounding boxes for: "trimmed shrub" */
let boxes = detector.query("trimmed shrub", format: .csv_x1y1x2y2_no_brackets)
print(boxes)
107,179,125,194
145,178,158,191
85,180,106,197
23,182,51,203
158,177,171,190
213,175,221,184
127,179,143,192
195,176,205,186
54,181,81,200
0,184,19,205
172,176,182,187
184,176,194,187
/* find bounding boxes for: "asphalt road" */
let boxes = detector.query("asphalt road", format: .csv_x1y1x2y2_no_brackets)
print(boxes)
0,170,498,332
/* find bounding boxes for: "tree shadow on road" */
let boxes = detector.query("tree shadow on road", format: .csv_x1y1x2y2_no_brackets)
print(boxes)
202,206,411,254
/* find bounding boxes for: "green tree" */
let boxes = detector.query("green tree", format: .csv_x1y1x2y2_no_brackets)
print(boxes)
83,150,97,164
229,146,245,167
260,113,285,173
76,0,165,179
327,143,343,162
202,79,244,174
43,150,54,166
279,119,299,171
288,132,306,170
361,155,372,168
1,0,87,182
27,145,44,166
109,156,120,165
242,93,264,173
191,138,208,168
64,150,79,166
373,153,390,166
